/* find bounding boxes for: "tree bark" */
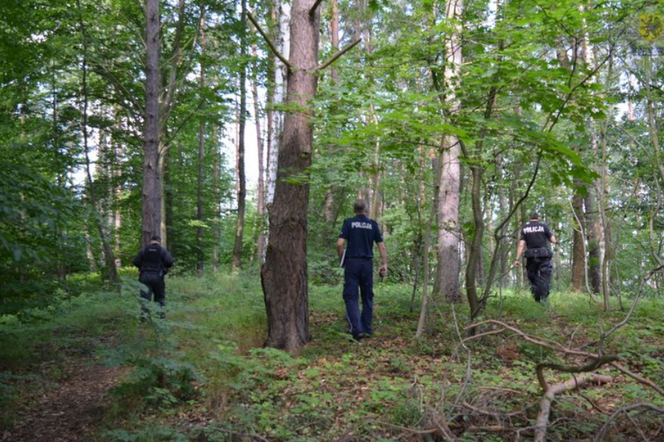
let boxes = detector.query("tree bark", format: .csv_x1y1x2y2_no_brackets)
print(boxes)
196,10,207,276
534,375,612,442
571,184,586,291
252,45,267,263
261,0,320,352
232,0,248,271
213,124,221,273
142,0,162,245
266,0,290,208
433,0,463,303
323,0,340,223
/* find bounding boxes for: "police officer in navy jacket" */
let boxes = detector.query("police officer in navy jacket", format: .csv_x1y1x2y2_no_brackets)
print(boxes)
133,235,174,318
515,212,557,303
337,200,388,341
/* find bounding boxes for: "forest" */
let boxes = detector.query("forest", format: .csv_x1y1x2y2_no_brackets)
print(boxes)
1,0,664,440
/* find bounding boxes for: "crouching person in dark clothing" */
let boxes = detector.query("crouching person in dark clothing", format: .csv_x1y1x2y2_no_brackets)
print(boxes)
133,235,174,319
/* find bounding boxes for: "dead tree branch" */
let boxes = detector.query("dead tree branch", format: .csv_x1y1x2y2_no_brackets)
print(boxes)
609,362,664,396
595,403,664,442
534,374,612,442
536,355,619,391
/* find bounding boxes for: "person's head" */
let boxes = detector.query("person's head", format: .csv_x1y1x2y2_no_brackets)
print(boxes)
150,235,161,244
529,212,540,221
353,199,367,215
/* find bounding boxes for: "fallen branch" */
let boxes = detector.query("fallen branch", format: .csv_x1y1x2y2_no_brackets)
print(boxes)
536,355,619,391
594,402,664,442
534,374,612,442
463,401,524,418
466,319,664,398
610,362,664,397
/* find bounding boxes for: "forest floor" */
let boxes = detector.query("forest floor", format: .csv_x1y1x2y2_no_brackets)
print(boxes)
1,363,125,442
1,273,663,441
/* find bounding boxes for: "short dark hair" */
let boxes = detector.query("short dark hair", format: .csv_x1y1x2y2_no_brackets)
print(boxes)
150,235,161,242
529,212,540,220
353,199,367,214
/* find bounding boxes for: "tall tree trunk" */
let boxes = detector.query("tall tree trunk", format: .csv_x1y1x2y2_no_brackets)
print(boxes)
251,45,267,262
466,163,483,318
369,106,382,220
261,0,320,352
112,110,123,268
213,123,221,272
433,0,463,303
196,11,207,276
267,0,290,208
584,190,601,293
164,144,174,253
571,185,586,291
598,51,614,308
142,0,161,245
77,0,120,286
580,13,601,295
466,81,498,320
644,55,664,264
232,0,248,270
416,152,438,337
323,0,340,223
156,0,189,247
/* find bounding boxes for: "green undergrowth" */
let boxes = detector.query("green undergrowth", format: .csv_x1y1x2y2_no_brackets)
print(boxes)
1,273,663,441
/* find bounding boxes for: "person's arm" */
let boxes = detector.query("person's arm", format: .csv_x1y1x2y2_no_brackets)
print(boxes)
514,239,526,268
377,242,387,276
337,238,346,261
162,248,175,268
132,249,143,268
549,234,557,244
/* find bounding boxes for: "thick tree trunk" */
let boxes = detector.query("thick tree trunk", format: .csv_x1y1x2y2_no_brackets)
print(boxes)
433,0,463,303
142,0,161,245
261,0,320,352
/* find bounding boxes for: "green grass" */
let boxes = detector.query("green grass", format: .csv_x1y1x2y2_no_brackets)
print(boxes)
1,273,663,441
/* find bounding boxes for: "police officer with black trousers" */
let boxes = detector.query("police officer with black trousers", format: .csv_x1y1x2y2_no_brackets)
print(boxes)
515,212,557,303
133,235,174,318
337,200,388,341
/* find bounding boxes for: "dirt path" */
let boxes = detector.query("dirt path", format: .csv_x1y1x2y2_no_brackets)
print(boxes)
1,364,125,442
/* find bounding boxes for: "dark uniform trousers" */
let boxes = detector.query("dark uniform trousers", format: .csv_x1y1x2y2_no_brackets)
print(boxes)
343,257,374,337
140,271,166,317
525,256,552,302
140,271,165,305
